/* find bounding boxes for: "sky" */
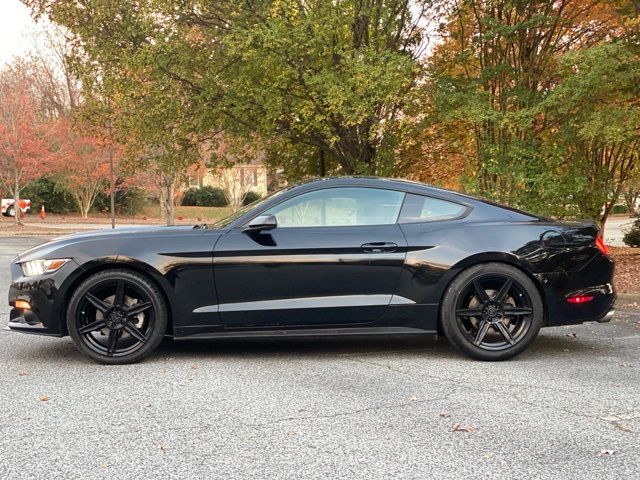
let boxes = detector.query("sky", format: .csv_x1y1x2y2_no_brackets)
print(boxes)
0,0,41,66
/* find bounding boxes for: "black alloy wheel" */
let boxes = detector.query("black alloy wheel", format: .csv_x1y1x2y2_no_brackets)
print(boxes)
67,269,168,364
441,263,543,361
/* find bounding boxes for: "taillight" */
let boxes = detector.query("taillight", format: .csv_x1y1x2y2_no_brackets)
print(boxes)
595,236,609,256
567,295,594,304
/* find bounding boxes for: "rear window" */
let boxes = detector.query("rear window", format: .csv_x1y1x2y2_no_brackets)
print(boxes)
398,194,466,223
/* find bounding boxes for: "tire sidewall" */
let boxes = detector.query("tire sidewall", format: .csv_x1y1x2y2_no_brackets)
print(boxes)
441,263,543,361
67,269,168,364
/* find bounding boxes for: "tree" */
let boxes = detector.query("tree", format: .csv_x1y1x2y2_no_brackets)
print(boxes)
49,119,113,218
0,68,49,225
544,42,640,229
23,0,432,178
427,0,634,220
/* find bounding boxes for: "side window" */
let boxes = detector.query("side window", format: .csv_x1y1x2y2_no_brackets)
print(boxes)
398,194,466,223
265,188,405,227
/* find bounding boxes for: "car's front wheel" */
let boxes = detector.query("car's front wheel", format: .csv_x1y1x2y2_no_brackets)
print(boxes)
67,269,168,364
441,263,543,361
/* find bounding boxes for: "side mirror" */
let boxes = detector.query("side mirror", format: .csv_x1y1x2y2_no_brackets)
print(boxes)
243,214,277,232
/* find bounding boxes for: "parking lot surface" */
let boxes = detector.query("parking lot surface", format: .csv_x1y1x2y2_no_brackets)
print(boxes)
1,237,639,479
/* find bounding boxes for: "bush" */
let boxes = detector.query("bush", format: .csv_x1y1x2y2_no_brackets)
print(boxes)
182,186,228,207
612,204,629,215
243,190,262,205
623,216,640,247
21,177,76,214
93,186,148,216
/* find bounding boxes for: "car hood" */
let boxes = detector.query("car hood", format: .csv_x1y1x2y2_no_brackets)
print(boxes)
16,225,222,262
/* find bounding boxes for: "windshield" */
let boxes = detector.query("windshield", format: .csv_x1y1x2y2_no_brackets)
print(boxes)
209,187,291,229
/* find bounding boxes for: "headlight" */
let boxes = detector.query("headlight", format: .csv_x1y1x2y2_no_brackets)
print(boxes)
21,259,70,277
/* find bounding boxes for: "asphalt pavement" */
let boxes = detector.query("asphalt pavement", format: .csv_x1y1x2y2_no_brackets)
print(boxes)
1,237,639,479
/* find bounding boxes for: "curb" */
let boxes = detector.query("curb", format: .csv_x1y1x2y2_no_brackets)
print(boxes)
617,293,640,305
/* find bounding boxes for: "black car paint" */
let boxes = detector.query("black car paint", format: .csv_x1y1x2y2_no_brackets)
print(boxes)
8,177,615,339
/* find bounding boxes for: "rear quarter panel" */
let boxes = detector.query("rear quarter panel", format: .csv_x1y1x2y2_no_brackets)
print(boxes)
396,219,611,326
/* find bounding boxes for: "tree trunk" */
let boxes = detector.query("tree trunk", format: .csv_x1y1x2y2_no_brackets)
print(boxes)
159,188,166,221
13,169,21,226
625,189,639,215
163,180,175,225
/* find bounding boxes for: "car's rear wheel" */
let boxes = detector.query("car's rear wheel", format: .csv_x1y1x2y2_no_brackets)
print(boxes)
6,205,15,217
441,263,543,361
67,269,168,364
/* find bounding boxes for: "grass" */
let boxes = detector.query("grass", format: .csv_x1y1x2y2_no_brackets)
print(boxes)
140,204,233,221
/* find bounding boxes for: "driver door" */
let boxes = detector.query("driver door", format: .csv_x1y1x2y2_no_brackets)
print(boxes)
213,187,408,328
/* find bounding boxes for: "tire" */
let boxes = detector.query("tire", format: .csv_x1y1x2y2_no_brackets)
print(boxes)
67,269,168,364
6,205,15,217
440,263,543,361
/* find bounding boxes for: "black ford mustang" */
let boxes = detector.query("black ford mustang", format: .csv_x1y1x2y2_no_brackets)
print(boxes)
8,177,615,364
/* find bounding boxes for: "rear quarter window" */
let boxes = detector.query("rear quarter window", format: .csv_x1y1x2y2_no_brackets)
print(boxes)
399,194,467,223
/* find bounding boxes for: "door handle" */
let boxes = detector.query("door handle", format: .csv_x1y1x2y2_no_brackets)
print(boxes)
361,242,398,253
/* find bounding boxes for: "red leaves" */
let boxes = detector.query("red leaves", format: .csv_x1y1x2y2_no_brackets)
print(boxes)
609,247,640,294
451,423,477,432
0,80,50,193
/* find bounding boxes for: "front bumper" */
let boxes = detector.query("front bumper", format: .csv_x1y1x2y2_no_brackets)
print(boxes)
8,308,63,337
7,259,77,337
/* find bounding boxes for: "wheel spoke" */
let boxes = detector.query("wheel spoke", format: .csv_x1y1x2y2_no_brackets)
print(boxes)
494,278,513,303
78,319,107,334
126,302,152,318
474,321,491,346
503,307,533,316
473,279,491,303
124,323,148,343
495,322,515,345
114,280,126,306
85,293,110,313
106,329,120,356
456,308,483,317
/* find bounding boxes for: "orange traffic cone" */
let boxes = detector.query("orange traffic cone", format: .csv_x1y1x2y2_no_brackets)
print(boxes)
39,204,46,220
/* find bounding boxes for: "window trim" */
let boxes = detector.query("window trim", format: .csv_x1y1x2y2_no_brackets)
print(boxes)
241,186,407,230
397,193,471,224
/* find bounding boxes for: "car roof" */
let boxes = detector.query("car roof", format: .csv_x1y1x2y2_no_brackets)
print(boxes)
288,176,474,203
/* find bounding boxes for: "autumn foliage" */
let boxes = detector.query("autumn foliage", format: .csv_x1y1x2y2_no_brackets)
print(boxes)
49,119,114,218
0,78,49,224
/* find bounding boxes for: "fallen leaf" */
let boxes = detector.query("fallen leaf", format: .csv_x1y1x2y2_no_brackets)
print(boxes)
39,395,49,402
452,423,477,432
191,364,199,370
158,444,166,451
596,449,616,457
439,411,451,418
565,333,577,338
17,372,28,376
409,396,418,402
288,431,298,437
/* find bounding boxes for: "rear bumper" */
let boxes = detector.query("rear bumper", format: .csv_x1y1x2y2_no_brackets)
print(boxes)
539,251,616,327
596,309,614,324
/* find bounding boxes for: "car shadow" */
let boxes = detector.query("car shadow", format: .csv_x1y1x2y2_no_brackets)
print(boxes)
5,329,615,365
156,334,449,360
